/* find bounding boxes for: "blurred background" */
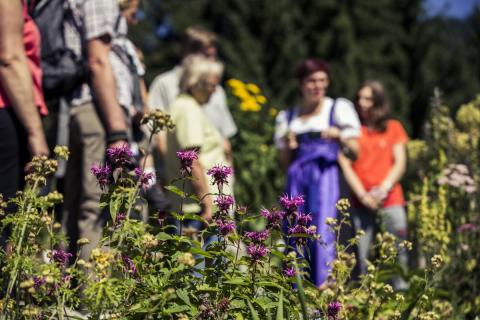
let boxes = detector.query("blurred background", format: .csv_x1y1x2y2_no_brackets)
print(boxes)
130,0,480,138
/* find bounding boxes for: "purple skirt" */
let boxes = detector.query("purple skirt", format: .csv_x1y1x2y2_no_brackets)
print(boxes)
286,135,339,285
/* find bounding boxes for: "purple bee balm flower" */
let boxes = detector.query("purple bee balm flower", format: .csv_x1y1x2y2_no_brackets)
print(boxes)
328,301,342,319
90,164,112,190
246,244,270,262
244,230,270,243
283,266,296,278
33,276,46,289
457,223,478,233
207,164,233,190
52,249,72,266
279,194,304,213
216,219,236,236
122,256,138,274
261,209,285,230
214,195,234,212
115,212,127,226
176,150,198,175
134,167,155,190
296,212,312,226
106,144,133,168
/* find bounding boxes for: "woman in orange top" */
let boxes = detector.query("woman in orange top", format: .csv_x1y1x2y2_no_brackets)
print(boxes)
338,80,408,289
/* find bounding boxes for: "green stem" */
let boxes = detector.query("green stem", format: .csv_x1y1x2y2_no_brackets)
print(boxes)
1,180,40,318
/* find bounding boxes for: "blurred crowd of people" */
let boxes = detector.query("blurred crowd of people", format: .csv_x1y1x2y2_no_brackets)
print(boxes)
0,0,409,288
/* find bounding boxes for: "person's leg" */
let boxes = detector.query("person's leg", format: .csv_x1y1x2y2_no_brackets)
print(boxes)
70,103,106,261
0,109,26,246
351,207,376,276
380,205,409,290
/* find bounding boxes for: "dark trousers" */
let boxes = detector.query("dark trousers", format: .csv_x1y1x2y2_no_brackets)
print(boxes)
0,108,29,203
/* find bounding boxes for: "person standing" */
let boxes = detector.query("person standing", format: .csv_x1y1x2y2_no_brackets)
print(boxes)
148,26,237,164
274,58,360,286
338,80,409,289
0,0,49,204
62,0,129,260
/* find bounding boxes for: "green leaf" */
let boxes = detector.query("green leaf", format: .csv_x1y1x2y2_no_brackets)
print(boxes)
247,300,261,320
162,304,190,314
189,247,213,258
176,289,192,307
183,212,207,224
224,277,249,285
276,291,284,320
294,262,309,320
109,197,122,222
165,185,187,198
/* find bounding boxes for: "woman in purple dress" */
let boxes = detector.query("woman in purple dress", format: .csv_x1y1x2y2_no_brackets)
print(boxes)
274,59,360,286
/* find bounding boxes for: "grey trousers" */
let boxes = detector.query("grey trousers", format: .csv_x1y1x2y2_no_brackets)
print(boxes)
352,205,408,289
63,102,107,261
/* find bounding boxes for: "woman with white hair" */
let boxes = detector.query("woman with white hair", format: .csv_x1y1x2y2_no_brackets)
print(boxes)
165,54,229,226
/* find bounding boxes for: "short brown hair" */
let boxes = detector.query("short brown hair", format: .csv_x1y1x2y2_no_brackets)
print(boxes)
182,26,219,57
295,58,330,82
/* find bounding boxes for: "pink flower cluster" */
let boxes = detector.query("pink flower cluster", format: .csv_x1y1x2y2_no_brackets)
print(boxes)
437,164,476,194
134,167,155,190
260,208,285,230
176,150,198,175
214,195,234,213
207,164,233,191
90,164,112,190
216,219,236,236
279,194,304,214
106,144,134,168
246,244,270,262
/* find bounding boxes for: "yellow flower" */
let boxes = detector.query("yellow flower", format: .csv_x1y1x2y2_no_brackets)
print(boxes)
226,78,244,89
233,88,251,101
269,107,278,118
240,99,261,112
256,95,267,104
141,233,159,248
246,83,261,94
177,252,196,267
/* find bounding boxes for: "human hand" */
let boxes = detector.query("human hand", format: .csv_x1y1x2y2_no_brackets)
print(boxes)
285,132,298,150
201,206,213,223
368,186,388,203
322,127,341,140
360,193,379,210
27,132,49,157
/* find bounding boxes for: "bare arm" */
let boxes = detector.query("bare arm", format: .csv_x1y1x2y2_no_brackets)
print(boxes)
190,158,213,221
380,143,407,191
0,0,48,157
338,152,377,210
87,35,127,143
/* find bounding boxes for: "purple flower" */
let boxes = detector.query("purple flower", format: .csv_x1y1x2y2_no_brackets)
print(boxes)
244,230,270,243
134,167,155,189
176,150,198,175
279,194,304,213
207,165,233,190
328,301,342,319
261,208,285,230
123,256,138,274
283,266,296,277
457,223,478,233
106,144,133,168
52,249,72,266
246,244,270,262
115,212,127,227
216,219,236,236
296,212,312,226
214,195,234,212
90,164,112,190
33,276,46,289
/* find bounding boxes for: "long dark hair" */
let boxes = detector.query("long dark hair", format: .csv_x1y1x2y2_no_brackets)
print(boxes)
355,80,390,131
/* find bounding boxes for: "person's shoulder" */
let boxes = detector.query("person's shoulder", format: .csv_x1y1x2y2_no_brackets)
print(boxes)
334,97,354,109
387,119,406,131
153,67,179,84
